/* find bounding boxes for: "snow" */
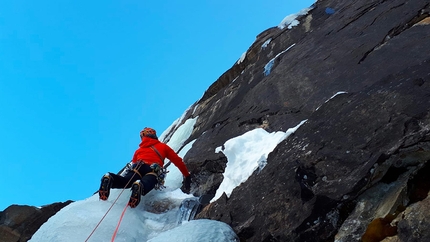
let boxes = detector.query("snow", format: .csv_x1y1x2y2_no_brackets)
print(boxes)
315,91,348,110
192,104,199,115
231,76,239,83
237,52,246,64
278,7,313,29
263,43,296,76
327,91,348,102
261,38,272,49
29,114,307,242
212,120,307,202
165,116,198,152
148,220,238,242
159,106,192,142
158,119,180,142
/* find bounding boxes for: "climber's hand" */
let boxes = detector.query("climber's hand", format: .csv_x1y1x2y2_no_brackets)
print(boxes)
182,174,193,193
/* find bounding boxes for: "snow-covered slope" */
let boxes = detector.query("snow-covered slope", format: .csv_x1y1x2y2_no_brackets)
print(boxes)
29,185,238,241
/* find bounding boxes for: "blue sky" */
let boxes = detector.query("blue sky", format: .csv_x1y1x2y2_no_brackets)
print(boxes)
0,0,315,211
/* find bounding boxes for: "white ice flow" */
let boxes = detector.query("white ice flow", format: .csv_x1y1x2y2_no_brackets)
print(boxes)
29,116,238,242
212,120,307,202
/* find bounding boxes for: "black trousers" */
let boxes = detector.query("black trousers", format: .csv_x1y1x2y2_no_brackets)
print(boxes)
108,163,158,195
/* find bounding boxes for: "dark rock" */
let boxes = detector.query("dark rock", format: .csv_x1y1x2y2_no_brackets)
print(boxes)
0,201,73,242
186,0,430,241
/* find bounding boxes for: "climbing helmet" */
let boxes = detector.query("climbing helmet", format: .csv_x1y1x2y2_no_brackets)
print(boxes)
140,127,158,139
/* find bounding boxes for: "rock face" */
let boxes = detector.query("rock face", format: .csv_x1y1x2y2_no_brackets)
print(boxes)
0,201,72,242
2,0,430,241
182,0,430,241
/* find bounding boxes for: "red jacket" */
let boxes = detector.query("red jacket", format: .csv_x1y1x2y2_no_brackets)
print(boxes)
132,137,190,177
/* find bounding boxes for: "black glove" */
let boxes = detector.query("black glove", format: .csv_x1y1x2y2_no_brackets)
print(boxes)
182,175,192,193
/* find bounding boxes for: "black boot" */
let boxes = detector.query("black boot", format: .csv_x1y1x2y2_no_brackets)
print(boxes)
98,173,112,201
129,180,144,208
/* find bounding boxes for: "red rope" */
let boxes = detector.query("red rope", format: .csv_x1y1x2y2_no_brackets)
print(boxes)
84,187,127,242
111,202,129,242
85,163,142,242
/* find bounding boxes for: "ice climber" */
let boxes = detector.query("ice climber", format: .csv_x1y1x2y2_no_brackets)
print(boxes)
98,127,191,208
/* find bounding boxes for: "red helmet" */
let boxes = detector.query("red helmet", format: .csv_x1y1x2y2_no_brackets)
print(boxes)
140,127,157,139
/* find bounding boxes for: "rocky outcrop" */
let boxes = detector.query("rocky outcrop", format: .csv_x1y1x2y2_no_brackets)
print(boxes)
0,201,72,242
184,0,430,241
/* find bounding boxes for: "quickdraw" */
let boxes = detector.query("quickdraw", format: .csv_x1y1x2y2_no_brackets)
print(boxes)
150,163,169,190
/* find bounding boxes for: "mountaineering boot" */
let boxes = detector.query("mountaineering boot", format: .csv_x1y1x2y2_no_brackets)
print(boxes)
129,180,144,208
98,173,112,201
